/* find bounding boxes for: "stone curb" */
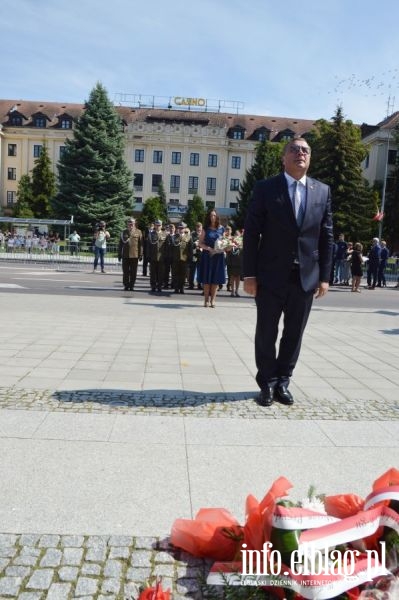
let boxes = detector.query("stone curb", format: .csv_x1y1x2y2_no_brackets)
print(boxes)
0,533,212,600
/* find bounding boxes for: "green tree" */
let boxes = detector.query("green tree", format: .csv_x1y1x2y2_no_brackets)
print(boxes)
14,174,34,218
31,143,56,218
185,194,205,230
157,181,167,207
137,196,167,230
234,139,284,228
52,82,133,238
309,106,376,245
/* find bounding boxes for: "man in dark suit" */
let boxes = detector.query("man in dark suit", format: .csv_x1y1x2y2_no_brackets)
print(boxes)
243,138,333,407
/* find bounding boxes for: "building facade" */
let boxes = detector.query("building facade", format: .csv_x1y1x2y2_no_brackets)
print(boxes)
0,98,317,220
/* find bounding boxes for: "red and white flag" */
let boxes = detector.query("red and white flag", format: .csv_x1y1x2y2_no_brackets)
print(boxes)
372,210,384,221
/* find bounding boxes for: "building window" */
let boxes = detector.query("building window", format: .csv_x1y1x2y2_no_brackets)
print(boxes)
8,144,17,157
206,177,216,195
231,156,241,169
34,116,46,128
135,149,145,162
229,202,238,209
59,146,66,158
33,145,43,158
10,115,22,126
60,119,72,129
190,152,199,166
134,197,143,204
134,173,143,190
206,200,215,209
188,176,199,194
152,174,162,192
230,178,240,191
7,168,16,180
171,151,181,165
364,154,369,169
208,154,218,167
228,127,245,140
153,150,163,164
7,191,16,206
170,175,180,193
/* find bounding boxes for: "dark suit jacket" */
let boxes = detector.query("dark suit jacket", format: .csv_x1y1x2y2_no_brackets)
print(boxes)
243,173,333,292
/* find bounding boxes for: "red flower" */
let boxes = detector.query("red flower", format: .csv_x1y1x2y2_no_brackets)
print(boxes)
170,508,243,560
243,476,292,551
324,493,365,518
138,580,171,600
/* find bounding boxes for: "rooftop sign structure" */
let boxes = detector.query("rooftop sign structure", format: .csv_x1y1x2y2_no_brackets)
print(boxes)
113,93,244,114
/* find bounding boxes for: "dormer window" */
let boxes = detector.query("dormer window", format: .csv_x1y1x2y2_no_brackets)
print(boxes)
254,127,271,141
10,115,22,126
274,128,295,142
57,113,73,129
34,116,46,128
60,118,72,129
228,125,246,140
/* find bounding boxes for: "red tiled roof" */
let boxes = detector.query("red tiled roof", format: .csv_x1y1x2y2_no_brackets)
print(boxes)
0,99,317,139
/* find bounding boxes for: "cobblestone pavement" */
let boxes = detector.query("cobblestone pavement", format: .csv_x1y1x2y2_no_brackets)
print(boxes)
0,533,211,600
0,386,398,421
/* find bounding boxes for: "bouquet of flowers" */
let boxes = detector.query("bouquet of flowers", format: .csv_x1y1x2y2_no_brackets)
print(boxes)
214,236,233,253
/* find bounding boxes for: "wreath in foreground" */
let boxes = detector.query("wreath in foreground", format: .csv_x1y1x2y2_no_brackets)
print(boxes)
169,468,399,599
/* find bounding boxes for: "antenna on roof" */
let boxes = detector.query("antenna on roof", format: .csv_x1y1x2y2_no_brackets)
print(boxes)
386,95,395,118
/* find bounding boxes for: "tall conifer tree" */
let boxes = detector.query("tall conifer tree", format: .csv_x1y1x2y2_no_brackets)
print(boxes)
309,106,376,244
31,143,56,218
53,82,133,237
234,140,284,228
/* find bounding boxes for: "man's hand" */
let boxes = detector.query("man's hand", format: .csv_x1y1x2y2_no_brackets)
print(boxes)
314,281,329,299
244,277,257,297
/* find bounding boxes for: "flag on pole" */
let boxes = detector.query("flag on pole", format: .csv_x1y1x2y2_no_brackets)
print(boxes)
372,210,384,221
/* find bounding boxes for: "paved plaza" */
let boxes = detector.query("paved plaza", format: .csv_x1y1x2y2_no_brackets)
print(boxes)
0,269,399,598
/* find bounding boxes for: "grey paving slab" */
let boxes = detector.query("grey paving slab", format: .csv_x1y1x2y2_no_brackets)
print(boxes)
316,419,399,446
186,445,399,524
0,410,47,438
0,437,190,535
33,412,117,442
183,416,333,447
109,414,185,445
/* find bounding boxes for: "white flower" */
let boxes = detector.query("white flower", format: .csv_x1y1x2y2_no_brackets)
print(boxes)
300,496,327,514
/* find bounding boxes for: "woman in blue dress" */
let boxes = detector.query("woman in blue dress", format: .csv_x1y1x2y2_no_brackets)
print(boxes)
198,209,225,307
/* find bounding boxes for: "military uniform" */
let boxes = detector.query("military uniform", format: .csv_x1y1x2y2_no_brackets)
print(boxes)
147,222,168,292
118,222,143,290
188,228,203,289
171,225,192,293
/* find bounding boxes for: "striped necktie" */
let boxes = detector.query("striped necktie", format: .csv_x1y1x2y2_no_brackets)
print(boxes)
292,181,305,226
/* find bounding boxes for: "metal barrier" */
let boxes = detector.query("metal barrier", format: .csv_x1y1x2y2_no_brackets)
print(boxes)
0,243,122,272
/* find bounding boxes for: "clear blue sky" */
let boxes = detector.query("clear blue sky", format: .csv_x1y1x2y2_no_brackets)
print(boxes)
2,0,399,125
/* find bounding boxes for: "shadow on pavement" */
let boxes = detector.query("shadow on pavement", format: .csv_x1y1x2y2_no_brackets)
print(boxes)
52,388,257,407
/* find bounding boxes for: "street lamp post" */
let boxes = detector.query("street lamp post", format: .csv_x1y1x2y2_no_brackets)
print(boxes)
378,128,392,240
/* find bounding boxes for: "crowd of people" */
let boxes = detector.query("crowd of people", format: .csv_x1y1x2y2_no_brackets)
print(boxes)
0,230,61,254
330,233,393,291
114,211,244,302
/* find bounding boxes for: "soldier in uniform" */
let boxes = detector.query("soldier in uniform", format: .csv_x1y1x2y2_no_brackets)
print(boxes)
147,219,168,293
163,223,175,289
118,217,143,291
171,223,193,294
188,222,203,290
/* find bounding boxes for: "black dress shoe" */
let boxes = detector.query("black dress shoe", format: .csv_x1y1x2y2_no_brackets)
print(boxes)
275,384,294,405
256,386,274,407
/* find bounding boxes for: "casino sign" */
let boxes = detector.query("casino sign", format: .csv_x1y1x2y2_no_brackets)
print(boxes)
173,97,206,107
